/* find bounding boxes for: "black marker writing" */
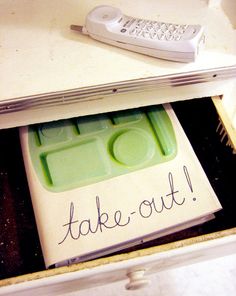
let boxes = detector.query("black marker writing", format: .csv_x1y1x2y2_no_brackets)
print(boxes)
183,165,197,201
183,165,193,192
139,172,185,218
59,170,191,245
58,196,130,244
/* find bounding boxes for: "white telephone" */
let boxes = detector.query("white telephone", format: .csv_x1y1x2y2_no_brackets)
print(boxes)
71,5,205,63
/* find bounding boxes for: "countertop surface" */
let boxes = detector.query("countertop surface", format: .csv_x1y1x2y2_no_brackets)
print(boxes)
1,0,236,101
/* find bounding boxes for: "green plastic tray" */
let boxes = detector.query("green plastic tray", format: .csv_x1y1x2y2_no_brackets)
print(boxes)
28,105,177,192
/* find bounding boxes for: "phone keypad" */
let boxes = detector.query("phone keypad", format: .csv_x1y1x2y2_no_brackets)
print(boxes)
128,19,188,41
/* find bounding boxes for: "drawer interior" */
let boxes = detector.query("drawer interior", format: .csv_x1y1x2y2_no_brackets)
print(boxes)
0,97,236,281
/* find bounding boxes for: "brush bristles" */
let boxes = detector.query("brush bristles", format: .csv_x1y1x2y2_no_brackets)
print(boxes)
216,119,236,154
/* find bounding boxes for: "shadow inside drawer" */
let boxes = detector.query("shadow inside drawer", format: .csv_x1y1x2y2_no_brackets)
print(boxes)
0,128,45,279
0,98,235,279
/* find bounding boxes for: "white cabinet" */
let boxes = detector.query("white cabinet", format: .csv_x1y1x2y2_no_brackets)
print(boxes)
0,0,235,294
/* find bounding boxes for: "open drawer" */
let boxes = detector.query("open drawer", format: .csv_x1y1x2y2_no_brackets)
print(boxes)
0,97,235,295
0,0,236,295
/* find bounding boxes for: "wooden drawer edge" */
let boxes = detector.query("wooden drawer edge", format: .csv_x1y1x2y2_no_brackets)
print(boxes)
1,227,236,289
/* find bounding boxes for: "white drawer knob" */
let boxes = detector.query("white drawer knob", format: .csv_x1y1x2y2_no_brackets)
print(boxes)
125,270,150,290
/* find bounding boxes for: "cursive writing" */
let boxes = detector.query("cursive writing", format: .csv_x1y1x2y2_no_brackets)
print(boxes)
59,168,191,245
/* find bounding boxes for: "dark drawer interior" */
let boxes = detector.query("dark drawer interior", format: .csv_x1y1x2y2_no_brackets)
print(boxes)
0,98,235,280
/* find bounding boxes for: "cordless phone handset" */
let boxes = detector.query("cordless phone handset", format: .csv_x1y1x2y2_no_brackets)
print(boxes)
71,5,205,63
